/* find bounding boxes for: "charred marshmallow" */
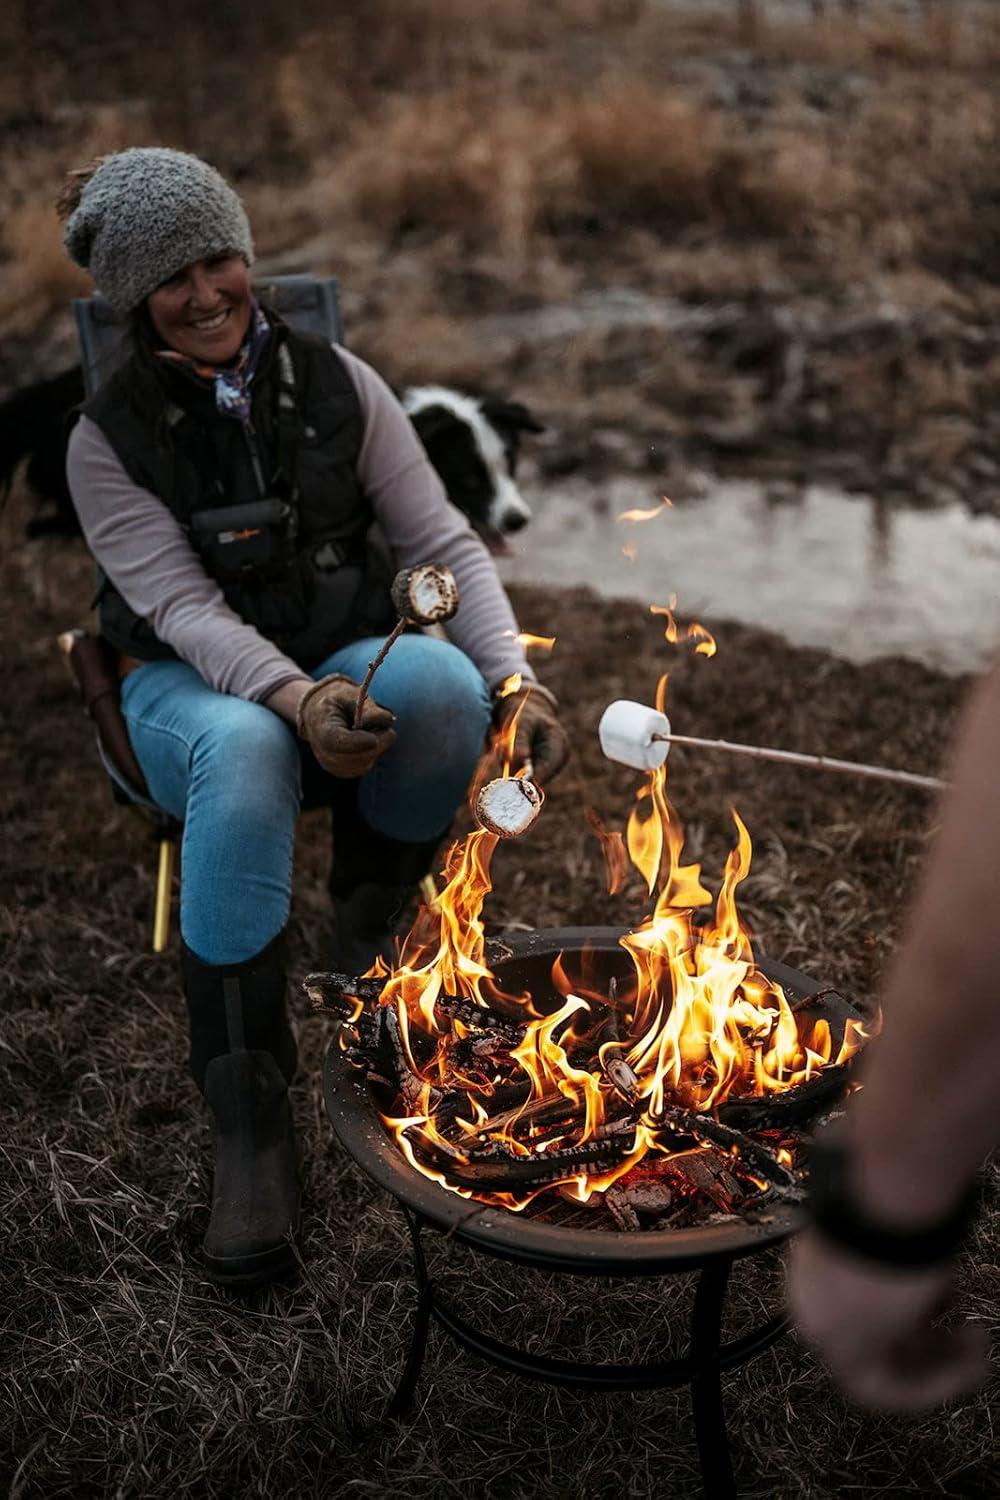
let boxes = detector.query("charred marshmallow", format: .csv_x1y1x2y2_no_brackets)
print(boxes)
475,776,543,838
599,700,671,771
390,564,460,625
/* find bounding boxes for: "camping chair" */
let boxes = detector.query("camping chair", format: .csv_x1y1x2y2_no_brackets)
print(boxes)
61,275,344,952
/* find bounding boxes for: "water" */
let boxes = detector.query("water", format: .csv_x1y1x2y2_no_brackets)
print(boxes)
499,477,1000,675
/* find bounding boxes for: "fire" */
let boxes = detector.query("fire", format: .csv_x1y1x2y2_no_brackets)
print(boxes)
650,597,717,657
358,662,865,1218
508,630,557,652
585,807,628,895
617,496,673,522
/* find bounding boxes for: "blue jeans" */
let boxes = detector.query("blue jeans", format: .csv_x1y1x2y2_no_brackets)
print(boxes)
121,635,492,964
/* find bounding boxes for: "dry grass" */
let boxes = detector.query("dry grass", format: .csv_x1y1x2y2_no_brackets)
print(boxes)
1,3,996,508
2,497,998,1497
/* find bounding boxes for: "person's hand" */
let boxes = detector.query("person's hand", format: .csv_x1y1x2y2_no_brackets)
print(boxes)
492,682,569,785
296,674,396,778
786,1230,989,1412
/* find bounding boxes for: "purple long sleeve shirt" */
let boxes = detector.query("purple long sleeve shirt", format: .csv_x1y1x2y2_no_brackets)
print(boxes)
66,345,533,701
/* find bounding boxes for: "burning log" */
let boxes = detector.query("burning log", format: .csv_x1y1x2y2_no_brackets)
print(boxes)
414,1136,629,1192
667,1152,742,1215
305,971,387,1010
383,1004,439,1111
653,1106,802,1199
601,1051,641,1104
605,1187,642,1232
718,1061,852,1131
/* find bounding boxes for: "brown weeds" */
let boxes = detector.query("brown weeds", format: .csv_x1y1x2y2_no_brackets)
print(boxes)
2,512,998,1496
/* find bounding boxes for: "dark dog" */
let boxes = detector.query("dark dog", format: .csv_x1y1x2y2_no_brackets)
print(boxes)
402,385,542,550
0,366,85,536
0,367,542,546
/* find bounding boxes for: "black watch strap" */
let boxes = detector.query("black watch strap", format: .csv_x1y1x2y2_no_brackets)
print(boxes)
807,1139,978,1269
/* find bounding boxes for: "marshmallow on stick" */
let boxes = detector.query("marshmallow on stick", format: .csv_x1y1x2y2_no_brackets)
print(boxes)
475,776,544,838
354,564,460,728
598,700,672,771
598,698,946,792
391,563,460,626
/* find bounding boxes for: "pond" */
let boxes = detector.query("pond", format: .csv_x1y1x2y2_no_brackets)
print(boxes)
500,476,1000,676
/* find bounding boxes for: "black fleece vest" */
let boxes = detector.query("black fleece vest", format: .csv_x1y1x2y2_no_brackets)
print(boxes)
85,324,397,668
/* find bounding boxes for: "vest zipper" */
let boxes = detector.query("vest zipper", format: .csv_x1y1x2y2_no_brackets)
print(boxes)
243,417,268,496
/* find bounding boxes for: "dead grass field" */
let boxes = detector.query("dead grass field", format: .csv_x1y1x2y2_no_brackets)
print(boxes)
2,485,998,1497
1,1,998,503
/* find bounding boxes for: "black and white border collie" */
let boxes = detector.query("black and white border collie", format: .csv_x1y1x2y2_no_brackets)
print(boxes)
0,368,543,548
402,386,542,551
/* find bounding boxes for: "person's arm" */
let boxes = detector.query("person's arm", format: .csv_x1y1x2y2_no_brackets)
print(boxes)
338,347,535,694
786,662,1000,1410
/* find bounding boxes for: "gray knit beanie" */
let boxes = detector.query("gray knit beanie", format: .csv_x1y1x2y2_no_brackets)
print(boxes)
63,147,254,314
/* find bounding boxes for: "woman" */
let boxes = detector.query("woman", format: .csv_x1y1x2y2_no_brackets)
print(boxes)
61,147,568,1290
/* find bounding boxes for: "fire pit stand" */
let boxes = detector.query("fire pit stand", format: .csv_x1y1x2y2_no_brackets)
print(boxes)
321,928,861,1500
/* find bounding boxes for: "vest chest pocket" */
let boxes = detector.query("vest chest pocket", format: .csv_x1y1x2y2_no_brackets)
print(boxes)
189,498,293,580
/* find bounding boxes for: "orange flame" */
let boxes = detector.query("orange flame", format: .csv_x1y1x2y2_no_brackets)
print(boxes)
585,807,629,895
651,597,717,657
617,496,673,522
508,630,557,652
367,660,866,1216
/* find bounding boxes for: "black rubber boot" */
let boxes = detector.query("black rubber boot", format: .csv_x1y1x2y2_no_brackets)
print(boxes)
181,933,300,1290
330,880,415,974
329,799,446,974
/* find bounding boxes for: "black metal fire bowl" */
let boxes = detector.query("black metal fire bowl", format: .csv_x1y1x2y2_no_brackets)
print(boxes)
321,926,864,1277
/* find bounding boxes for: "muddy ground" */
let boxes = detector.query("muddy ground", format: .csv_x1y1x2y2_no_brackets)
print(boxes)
3,512,998,1497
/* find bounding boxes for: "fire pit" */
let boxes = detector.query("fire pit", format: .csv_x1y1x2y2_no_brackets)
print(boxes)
318,925,863,1499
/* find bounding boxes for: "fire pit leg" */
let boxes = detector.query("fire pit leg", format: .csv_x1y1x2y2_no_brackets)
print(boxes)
690,1259,736,1500
385,1208,433,1420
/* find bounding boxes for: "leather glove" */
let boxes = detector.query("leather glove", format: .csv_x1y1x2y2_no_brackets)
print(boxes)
491,681,569,785
296,675,396,779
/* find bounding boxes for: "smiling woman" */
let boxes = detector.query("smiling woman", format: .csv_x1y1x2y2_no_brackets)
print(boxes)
147,253,253,363
57,146,569,1292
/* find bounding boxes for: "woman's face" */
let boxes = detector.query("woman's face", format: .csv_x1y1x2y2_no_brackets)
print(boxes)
146,253,252,364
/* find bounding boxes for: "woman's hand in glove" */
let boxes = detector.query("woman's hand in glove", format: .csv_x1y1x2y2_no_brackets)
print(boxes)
296,674,396,778
492,681,569,785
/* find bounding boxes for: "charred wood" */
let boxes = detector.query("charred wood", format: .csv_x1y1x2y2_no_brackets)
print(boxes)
415,1136,629,1191
653,1106,803,1198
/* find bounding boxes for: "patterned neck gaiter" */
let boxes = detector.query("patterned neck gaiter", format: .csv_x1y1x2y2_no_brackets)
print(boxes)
156,299,271,421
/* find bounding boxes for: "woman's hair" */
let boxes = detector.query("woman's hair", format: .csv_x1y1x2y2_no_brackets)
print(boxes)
55,157,108,224
125,303,178,429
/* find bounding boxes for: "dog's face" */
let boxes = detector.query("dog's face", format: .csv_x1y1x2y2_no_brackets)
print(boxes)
403,387,543,551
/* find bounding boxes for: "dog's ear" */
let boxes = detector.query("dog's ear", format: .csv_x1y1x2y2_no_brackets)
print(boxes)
479,398,545,435
408,403,465,447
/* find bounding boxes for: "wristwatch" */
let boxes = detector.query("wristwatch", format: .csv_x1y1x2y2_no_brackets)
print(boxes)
807,1137,980,1268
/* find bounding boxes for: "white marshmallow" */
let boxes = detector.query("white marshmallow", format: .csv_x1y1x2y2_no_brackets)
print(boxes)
475,776,543,837
598,700,671,771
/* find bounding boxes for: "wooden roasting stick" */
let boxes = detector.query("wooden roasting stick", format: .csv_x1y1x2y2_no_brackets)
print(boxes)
598,700,946,792
353,563,460,728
